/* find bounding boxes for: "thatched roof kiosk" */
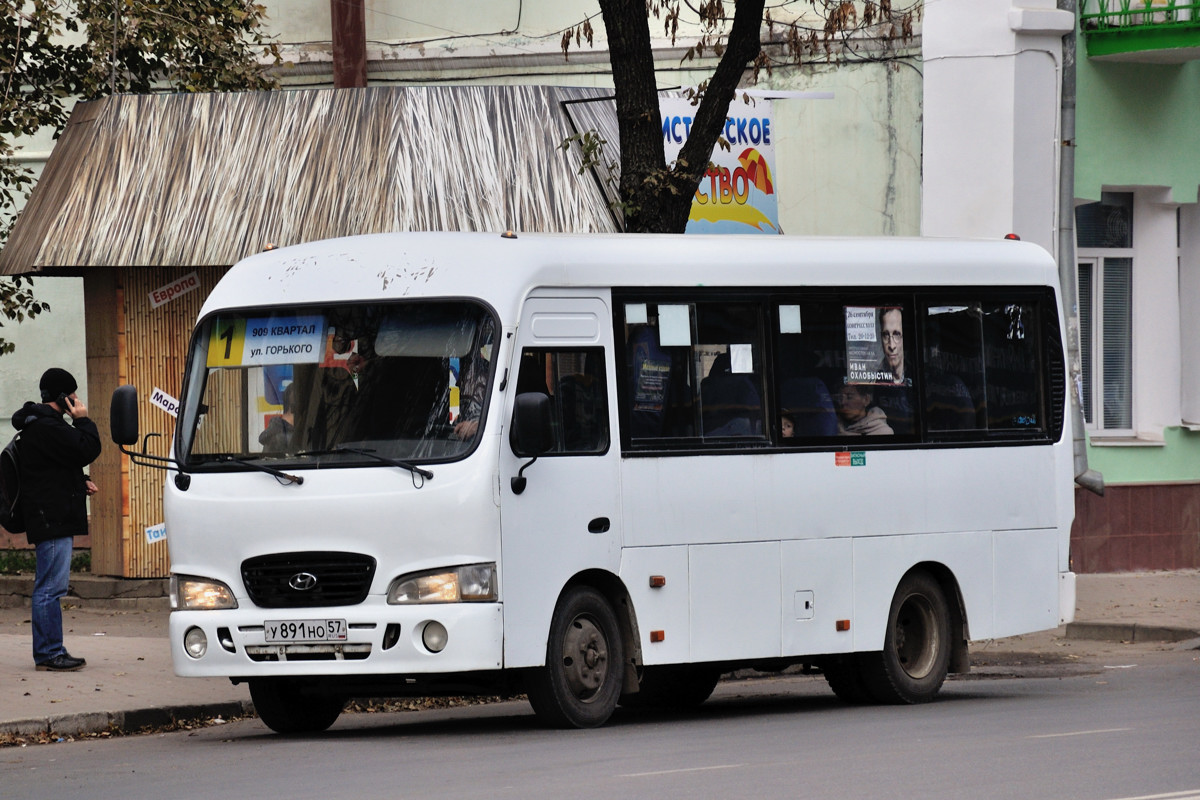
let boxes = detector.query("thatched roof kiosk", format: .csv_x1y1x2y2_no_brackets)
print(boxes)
0,86,620,577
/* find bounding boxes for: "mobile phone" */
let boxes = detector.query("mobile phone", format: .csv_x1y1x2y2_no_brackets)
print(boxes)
58,393,73,410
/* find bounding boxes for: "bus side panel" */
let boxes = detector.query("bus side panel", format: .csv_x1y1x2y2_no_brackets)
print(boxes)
621,456,765,548
689,542,781,662
780,537,855,657
992,528,1061,639
851,532,996,651
619,545,692,665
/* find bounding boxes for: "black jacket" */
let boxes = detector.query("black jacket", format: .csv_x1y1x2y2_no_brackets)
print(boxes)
10,402,102,545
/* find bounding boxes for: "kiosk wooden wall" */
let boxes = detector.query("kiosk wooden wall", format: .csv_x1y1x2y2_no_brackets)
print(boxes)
89,266,226,578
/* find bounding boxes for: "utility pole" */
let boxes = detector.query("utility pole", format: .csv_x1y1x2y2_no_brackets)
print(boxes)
331,0,367,88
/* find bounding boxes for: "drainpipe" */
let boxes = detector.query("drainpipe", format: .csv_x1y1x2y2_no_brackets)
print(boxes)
1058,0,1105,496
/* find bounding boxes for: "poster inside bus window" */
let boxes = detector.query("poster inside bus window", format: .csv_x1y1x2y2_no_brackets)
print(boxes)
844,306,908,386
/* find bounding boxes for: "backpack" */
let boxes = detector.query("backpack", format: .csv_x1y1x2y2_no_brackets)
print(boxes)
0,433,24,534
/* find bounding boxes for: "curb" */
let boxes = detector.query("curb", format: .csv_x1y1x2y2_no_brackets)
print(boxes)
0,700,254,740
1065,621,1200,644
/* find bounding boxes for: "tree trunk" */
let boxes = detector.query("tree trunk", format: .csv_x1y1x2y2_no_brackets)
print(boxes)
597,0,765,233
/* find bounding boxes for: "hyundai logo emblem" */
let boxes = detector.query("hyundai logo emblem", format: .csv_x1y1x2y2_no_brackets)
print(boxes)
288,572,319,591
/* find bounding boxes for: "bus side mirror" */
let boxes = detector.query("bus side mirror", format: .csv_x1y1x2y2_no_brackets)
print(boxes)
511,392,553,457
110,385,140,446
510,392,552,495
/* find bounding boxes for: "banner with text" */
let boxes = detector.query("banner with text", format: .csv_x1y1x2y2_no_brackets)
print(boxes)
661,96,778,235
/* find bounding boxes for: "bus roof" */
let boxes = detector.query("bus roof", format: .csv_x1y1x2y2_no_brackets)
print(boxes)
200,231,1060,320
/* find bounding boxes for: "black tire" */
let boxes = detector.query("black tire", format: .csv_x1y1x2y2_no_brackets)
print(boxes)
820,655,876,704
526,586,625,728
621,665,722,710
859,571,952,704
249,678,345,734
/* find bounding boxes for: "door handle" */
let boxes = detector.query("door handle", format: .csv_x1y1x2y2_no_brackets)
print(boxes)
588,517,611,534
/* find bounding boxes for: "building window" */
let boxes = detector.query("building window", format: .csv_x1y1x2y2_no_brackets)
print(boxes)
1076,192,1133,432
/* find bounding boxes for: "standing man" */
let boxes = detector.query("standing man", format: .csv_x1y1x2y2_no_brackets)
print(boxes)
11,368,101,671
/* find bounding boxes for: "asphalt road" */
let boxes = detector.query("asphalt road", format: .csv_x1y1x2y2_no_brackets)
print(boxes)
3,645,1198,800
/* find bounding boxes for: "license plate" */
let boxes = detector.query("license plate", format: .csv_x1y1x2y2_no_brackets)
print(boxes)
263,619,348,643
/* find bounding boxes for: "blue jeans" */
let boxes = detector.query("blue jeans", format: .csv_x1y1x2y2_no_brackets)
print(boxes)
32,537,73,664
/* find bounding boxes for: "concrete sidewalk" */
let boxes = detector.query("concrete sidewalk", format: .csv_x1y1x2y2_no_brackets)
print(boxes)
1,569,1198,741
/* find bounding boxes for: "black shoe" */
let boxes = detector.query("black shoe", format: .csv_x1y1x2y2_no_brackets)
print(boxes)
36,653,86,672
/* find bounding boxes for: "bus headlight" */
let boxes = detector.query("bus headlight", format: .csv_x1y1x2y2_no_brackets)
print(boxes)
387,563,497,604
171,574,239,610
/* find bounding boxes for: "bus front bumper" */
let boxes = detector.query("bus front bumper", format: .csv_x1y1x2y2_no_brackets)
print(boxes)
168,602,504,678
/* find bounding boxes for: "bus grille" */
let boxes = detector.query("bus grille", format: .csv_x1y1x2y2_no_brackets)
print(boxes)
241,552,377,608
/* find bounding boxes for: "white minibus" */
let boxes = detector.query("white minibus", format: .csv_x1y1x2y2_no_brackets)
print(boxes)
111,231,1076,732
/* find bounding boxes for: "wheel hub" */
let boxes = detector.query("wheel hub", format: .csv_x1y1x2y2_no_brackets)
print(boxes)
562,616,609,701
894,594,938,679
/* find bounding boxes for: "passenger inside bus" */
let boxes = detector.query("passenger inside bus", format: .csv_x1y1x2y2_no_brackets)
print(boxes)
833,381,893,435
778,376,838,437
700,351,762,437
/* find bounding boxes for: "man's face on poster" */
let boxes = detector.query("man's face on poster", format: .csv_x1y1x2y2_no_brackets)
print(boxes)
881,308,904,378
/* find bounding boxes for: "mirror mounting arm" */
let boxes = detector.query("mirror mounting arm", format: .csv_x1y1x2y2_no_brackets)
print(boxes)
510,456,538,495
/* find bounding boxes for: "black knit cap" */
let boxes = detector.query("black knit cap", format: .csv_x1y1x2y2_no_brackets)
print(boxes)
39,368,78,402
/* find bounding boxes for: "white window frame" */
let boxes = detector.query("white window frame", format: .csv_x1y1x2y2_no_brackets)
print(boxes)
1076,253,1135,437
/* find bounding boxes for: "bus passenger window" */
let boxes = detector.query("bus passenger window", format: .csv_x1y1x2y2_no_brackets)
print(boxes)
513,348,609,455
922,303,985,432
621,300,766,444
921,299,1046,435
774,301,839,440
981,302,1043,431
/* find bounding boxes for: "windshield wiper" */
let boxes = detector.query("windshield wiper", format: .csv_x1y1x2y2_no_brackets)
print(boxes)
217,455,304,485
296,446,433,481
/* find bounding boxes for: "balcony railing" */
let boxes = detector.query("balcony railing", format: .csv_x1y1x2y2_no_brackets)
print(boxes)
1081,0,1200,60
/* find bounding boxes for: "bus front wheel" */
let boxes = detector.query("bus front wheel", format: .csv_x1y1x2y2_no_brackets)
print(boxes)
526,586,625,728
249,678,345,734
860,571,951,704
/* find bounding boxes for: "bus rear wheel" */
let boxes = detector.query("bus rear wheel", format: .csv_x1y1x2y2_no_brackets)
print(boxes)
249,678,345,734
526,586,625,728
820,654,877,704
860,571,952,704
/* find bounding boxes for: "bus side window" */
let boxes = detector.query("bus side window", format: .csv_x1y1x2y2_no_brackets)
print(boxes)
775,301,839,439
920,299,1046,435
515,348,609,455
628,324,675,438
981,301,1043,431
922,303,986,432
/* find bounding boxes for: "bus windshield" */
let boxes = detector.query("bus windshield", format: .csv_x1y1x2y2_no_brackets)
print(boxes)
178,300,496,468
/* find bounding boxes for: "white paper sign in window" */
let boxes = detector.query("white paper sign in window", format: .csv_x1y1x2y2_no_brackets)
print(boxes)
779,305,802,334
730,344,754,373
658,304,692,347
626,303,648,325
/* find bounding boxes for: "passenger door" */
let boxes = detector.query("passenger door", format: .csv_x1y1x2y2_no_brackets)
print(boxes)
499,293,623,668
